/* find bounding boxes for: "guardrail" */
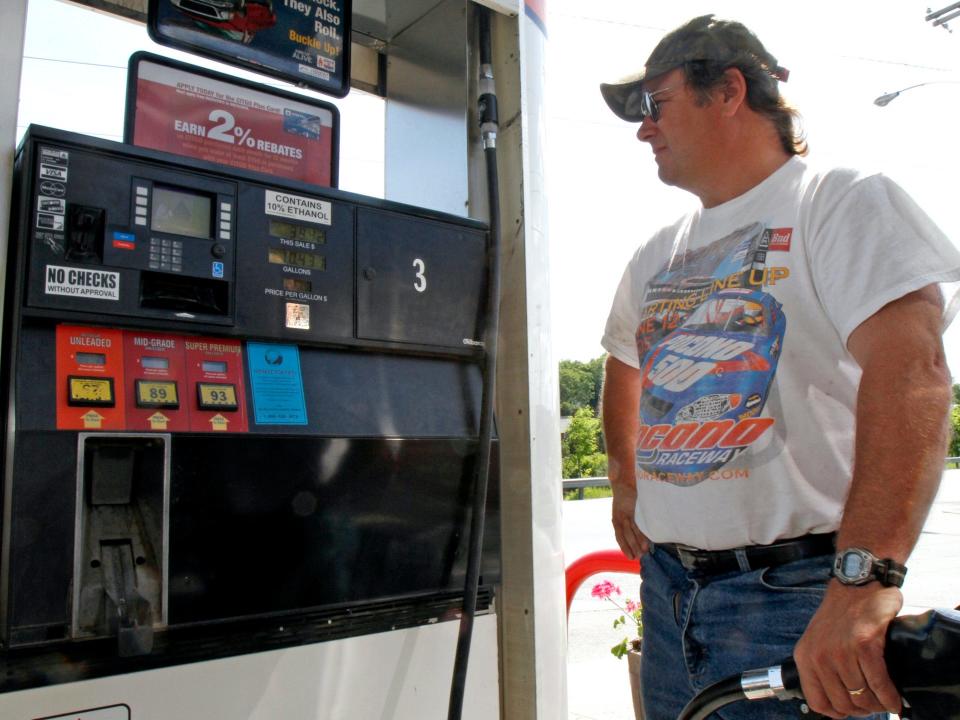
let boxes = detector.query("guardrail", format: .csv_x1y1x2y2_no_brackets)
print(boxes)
563,458,960,498
562,477,610,499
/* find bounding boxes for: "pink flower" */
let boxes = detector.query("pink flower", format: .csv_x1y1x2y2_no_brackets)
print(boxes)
590,582,643,658
591,580,621,599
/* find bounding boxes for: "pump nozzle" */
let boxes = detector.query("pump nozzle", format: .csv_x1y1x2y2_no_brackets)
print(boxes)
678,610,960,720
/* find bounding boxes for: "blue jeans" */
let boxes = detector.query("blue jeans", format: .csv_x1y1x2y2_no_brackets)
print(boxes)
639,545,888,720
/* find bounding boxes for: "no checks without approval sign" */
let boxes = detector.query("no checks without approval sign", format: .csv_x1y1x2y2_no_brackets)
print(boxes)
45,265,120,301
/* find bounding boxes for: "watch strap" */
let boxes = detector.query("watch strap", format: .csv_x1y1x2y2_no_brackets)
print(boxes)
875,558,907,588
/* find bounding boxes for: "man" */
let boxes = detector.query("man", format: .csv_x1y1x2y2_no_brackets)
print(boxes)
598,14,960,720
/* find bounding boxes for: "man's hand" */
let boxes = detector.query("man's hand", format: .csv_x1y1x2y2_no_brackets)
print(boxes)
611,477,648,559
793,583,903,718
601,355,649,559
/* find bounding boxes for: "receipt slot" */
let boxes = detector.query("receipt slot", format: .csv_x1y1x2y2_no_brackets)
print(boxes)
0,126,499,692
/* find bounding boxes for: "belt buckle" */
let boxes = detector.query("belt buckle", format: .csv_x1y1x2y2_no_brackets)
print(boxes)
675,545,701,571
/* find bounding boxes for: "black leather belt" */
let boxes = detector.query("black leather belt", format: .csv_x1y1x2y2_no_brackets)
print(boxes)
656,532,837,575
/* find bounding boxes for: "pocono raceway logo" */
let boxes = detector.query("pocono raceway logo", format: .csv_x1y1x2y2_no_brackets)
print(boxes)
636,417,774,485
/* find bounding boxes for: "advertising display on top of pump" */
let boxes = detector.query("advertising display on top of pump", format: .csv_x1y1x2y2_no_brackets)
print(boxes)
147,0,352,97
126,53,340,187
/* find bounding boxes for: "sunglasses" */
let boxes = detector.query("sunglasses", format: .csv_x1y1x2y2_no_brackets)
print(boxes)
622,86,672,123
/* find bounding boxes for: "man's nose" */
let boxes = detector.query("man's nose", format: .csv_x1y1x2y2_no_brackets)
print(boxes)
636,117,656,142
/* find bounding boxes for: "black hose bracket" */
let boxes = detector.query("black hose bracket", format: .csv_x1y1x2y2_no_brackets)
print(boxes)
479,66,498,148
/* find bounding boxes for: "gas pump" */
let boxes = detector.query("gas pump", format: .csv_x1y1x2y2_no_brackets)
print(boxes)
0,0,568,715
0,124,500,699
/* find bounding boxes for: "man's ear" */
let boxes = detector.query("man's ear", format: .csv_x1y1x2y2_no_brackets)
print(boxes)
719,67,747,115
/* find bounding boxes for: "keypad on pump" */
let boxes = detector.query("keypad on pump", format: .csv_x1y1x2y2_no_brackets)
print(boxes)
149,237,183,272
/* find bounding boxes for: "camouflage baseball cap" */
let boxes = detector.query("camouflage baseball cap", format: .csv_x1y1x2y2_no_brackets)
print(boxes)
600,15,789,122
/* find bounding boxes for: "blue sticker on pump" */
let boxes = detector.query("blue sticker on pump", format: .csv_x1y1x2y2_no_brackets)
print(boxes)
246,342,307,425
212,261,224,278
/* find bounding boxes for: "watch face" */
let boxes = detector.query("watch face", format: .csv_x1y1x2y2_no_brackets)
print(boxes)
841,551,866,578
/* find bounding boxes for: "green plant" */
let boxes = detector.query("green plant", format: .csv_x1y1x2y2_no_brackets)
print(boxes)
950,404,960,458
562,406,608,479
591,579,643,658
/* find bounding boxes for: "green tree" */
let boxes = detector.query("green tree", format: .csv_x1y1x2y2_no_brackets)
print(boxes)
559,355,606,416
562,406,608,479
559,361,594,416
953,383,960,406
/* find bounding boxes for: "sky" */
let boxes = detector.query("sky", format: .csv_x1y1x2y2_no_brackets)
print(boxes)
14,0,960,378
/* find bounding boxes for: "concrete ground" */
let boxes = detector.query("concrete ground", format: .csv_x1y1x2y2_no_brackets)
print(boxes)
562,469,960,720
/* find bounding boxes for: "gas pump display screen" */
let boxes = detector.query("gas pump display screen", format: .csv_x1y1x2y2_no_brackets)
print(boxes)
76,352,106,366
151,186,212,239
268,248,326,271
202,361,227,373
197,382,238,410
269,220,325,245
67,376,115,406
136,379,180,408
142,356,170,370
284,278,312,292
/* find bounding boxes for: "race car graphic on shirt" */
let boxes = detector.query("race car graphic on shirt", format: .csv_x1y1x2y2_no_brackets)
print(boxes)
636,221,771,359
637,289,786,483
634,222,791,486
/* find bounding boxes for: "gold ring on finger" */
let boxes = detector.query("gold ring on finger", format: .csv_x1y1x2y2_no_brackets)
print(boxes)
847,687,866,696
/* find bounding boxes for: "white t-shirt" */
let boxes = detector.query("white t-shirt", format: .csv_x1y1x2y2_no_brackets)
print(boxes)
602,156,960,550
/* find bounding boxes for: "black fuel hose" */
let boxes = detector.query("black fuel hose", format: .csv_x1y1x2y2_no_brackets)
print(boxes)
675,675,751,720
677,660,811,720
446,5,501,720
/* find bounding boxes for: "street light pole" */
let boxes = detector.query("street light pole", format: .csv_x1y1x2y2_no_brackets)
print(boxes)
927,2,960,31
874,80,960,106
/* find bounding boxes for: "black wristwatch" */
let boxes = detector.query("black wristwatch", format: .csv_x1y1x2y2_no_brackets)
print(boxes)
832,547,907,588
